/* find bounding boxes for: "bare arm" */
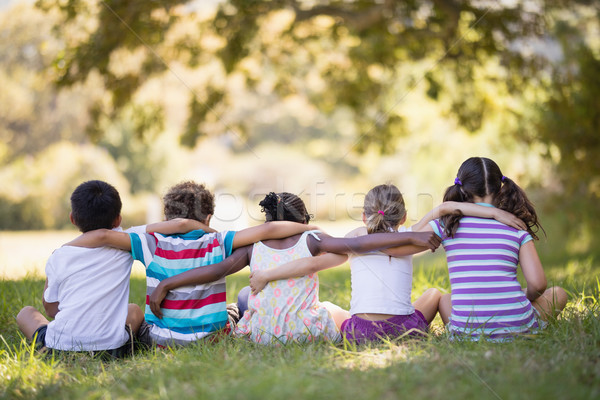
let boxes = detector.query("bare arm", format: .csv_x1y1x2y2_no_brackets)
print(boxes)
519,241,547,302
314,230,441,255
42,279,59,319
249,253,348,295
411,201,527,232
146,218,216,234
345,226,428,258
231,221,317,249
149,246,251,318
65,229,132,251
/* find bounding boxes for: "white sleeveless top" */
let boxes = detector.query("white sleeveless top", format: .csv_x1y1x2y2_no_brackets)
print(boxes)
349,226,415,316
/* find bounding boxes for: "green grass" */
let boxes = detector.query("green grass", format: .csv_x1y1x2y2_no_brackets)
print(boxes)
1,250,599,399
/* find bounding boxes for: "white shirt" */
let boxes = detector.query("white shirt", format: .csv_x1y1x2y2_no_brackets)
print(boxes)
349,226,415,316
44,228,137,351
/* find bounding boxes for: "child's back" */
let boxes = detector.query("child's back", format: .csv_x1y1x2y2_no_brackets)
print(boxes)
235,231,340,344
348,226,415,317
430,214,538,339
130,228,235,346
45,241,134,350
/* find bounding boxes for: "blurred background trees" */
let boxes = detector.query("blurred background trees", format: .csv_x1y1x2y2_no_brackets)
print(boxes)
0,0,598,254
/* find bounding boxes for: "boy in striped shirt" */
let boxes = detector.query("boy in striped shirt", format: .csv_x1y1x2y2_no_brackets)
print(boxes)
69,181,315,346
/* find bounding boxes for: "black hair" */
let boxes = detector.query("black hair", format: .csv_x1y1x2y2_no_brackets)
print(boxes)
364,184,406,234
259,192,311,224
441,157,543,239
70,180,122,232
163,181,214,222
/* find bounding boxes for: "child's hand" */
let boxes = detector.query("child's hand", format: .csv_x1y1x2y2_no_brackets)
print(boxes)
249,271,268,295
149,284,168,319
493,209,527,231
410,231,442,251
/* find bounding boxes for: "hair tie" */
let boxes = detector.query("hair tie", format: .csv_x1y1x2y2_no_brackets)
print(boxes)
454,177,462,186
501,176,507,182
377,210,385,216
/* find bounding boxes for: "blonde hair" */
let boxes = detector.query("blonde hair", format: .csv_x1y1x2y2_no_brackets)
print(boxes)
364,184,406,234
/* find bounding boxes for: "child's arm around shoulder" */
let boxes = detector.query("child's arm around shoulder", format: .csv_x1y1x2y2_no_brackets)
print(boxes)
146,218,216,234
313,230,441,254
349,226,432,257
249,227,364,295
231,221,318,249
66,218,210,251
65,229,131,251
411,202,527,232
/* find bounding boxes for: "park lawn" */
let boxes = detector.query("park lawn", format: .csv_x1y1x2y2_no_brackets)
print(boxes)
1,249,599,399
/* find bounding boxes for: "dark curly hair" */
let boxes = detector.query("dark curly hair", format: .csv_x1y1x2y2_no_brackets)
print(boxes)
259,192,311,224
70,180,122,232
441,157,543,239
163,181,214,222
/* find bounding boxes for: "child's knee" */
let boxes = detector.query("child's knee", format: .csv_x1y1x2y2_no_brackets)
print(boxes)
550,286,568,309
128,303,143,315
16,306,37,323
424,288,442,300
440,293,451,306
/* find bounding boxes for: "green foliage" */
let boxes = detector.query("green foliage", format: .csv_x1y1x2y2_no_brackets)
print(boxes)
0,4,89,162
0,142,133,230
38,0,593,152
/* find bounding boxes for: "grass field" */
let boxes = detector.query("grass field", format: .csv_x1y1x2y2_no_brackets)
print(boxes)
1,231,599,399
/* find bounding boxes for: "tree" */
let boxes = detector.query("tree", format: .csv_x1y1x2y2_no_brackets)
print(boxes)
37,0,576,151
35,0,600,239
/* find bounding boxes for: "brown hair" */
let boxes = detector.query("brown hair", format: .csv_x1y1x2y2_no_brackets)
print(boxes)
364,184,406,234
441,157,543,239
163,181,214,222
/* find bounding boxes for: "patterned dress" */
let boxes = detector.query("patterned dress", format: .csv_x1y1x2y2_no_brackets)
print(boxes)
234,231,341,344
429,203,539,340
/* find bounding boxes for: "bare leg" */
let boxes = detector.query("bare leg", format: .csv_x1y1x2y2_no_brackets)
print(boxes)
412,288,441,324
321,301,350,330
126,304,145,335
16,306,49,340
237,286,251,317
438,294,452,325
531,286,568,321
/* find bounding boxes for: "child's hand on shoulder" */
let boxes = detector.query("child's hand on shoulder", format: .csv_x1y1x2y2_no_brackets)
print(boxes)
410,231,442,251
493,209,527,231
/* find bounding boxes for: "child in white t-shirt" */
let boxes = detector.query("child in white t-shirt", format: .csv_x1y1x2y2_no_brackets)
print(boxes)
15,180,201,358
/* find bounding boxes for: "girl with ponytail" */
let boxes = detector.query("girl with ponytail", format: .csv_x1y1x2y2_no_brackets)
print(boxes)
429,157,567,340
249,184,525,344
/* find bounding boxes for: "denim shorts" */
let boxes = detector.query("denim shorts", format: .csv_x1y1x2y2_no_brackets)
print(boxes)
32,325,134,360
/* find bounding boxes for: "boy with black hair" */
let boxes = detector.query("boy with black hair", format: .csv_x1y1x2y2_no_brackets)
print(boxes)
67,181,316,347
16,180,200,357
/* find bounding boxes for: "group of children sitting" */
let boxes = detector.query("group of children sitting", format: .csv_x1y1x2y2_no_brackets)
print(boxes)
16,157,568,358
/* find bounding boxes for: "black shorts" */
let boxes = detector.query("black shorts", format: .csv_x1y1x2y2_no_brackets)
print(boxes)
33,325,134,360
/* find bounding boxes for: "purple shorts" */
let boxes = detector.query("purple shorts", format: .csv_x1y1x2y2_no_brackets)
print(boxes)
340,311,429,344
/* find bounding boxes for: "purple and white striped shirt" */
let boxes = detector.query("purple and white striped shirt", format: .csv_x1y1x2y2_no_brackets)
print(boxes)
429,204,538,339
